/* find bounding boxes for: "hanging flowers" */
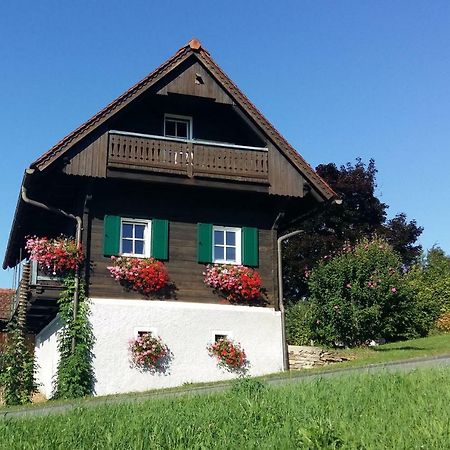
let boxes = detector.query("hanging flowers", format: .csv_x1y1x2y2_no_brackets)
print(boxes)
207,337,247,371
204,264,262,302
129,332,169,370
107,256,169,295
25,236,84,276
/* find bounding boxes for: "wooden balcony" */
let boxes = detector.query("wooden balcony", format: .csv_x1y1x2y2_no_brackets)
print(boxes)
107,131,269,183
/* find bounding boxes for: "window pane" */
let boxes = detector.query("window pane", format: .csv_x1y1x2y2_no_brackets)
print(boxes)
122,223,133,238
165,120,176,137
134,240,145,255
214,246,224,260
134,224,145,239
177,121,188,138
214,230,224,245
226,231,236,246
226,247,236,261
122,239,133,254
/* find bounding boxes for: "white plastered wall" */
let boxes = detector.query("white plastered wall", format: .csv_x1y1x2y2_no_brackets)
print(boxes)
35,316,62,399
35,299,283,397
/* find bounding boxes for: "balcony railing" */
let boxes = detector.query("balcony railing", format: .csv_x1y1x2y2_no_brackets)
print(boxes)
107,131,269,183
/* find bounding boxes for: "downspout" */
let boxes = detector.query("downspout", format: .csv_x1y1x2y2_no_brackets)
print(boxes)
277,229,304,371
21,170,82,353
276,197,342,371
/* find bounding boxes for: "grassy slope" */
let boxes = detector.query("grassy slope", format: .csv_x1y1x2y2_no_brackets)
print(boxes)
334,332,450,365
1,333,449,414
1,368,449,449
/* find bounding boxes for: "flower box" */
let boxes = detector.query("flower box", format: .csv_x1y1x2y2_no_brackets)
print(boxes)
207,337,247,371
107,256,170,295
129,332,169,370
25,236,83,276
203,264,262,303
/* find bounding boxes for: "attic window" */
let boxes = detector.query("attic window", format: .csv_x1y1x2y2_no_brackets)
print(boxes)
164,114,192,139
195,73,204,85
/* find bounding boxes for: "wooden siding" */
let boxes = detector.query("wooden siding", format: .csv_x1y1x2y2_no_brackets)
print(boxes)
268,142,305,197
64,132,108,178
157,60,233,104
86,182,278,308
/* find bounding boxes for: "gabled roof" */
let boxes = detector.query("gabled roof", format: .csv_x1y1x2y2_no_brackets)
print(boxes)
31,39,336,200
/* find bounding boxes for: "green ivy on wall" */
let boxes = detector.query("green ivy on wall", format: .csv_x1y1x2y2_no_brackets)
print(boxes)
53,276,95,399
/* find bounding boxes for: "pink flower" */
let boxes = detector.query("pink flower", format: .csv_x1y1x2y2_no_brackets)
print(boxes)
391,287,397,293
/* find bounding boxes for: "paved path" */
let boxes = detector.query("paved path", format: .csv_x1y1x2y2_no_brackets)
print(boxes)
2,354,450,420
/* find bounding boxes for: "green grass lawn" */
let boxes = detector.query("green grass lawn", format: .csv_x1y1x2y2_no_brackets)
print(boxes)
1,333,449,414
1,367,449,449
332,332,450,366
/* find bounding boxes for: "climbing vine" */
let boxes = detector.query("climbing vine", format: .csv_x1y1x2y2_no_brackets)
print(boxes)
0,317,37,405
52,275,95,399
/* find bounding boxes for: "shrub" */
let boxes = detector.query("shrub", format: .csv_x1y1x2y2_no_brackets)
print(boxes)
285,301,314,345
230,377,266,399
406,247,450,329
0,322,37,405
107,256,170,295
308,237,421,347
204,264,262,303
436,312,450,333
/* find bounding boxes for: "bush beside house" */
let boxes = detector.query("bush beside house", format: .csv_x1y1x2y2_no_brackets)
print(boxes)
287,238,445,348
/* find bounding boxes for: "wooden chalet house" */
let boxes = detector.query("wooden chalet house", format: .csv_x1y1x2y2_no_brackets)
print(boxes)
3,39,336,397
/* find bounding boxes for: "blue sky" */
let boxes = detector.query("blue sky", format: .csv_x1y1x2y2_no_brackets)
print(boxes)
1,1,449,287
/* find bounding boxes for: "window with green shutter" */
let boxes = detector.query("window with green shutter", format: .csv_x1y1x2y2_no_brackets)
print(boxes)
103,216,169,261
242,227,259,267
198,223,259,267
103,215,121,256
197,223,213,263
151,219,169,260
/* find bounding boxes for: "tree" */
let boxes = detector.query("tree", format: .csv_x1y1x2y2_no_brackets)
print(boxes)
406,246,450,325
283,158,423,302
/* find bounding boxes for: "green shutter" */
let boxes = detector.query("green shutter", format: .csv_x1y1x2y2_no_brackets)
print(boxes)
197,223,213,263
242,227,259,267
151,219,169,260
103,215,121,256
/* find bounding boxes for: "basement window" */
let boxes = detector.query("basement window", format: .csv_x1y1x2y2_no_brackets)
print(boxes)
214,334,228,342
164,114,192,139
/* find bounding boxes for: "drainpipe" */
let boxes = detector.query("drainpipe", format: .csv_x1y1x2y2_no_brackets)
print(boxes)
277,229,304,371
21,170,82,353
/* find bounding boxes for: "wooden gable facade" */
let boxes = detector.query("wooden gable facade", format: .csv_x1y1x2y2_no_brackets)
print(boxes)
3,39,336,333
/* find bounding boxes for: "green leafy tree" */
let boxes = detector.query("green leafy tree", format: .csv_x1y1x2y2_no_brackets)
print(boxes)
307,237,424,347
283,158,423,302
406,246,450,331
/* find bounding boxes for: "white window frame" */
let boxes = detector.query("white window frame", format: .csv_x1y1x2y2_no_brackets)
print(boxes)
120,218,152,258
164,113,193,140
212,226,241,265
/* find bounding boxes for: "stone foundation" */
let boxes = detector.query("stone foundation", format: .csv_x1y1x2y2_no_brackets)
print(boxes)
288,345,352,370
